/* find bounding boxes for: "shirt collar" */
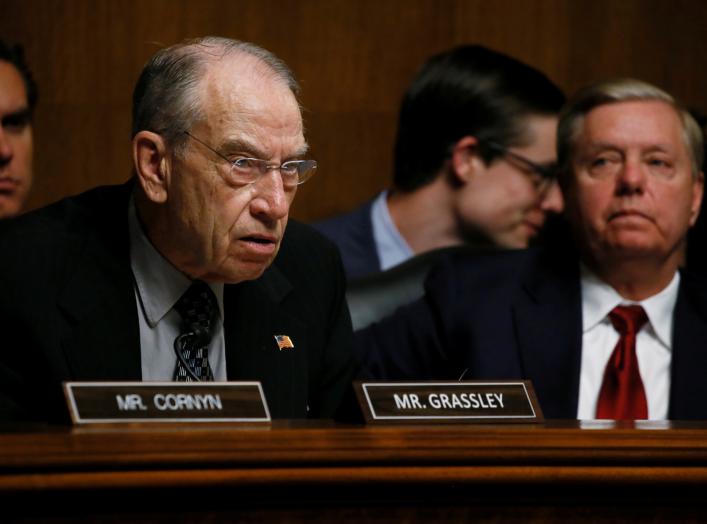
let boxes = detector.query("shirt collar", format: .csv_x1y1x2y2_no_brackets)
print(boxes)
128,196,224,327
580,263,680,349
370,190,413,270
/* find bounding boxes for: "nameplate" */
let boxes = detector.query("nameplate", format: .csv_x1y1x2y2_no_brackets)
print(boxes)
63,382,271,424
355,381,543,424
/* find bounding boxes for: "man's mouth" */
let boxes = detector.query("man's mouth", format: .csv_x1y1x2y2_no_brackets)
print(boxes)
240,234,279,256
243,235,276,245
244,236,274,244
522,214,545,236
608,209,651,221
0,178,19,194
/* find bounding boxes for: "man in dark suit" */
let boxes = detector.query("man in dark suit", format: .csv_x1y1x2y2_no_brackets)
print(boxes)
0,37,356,422
314,46,565,280
358,78,707,420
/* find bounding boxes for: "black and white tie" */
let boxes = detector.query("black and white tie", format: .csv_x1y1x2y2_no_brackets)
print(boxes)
173,280,217,381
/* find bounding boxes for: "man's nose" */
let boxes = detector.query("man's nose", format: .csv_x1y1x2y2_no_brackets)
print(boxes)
616,158,646,195
249,170,292,220
0,128,13,164
540,181,564,213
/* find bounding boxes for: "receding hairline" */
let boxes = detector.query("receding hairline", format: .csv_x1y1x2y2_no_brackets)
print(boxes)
131,36,303,155
557,78,704,178
200,51,298,99
171,37,299,93
193,53,306,139
579,98,684,140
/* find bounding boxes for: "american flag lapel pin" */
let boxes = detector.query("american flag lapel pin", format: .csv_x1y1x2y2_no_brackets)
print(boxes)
274,335,295,350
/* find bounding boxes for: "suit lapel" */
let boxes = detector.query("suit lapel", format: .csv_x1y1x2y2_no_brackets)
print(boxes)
669,274,707,420
57,184,141,380
513,254,583,419
356,199,381,272
224,264,309,418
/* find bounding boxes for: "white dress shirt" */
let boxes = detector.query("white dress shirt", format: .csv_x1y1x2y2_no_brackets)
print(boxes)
128,198,227,381
576,265,678,420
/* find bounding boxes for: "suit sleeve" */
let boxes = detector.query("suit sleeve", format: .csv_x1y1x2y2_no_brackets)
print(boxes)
354,249,540,382
353,254,464,380
0,217,74,423
279,222,360,419
311,243,360,419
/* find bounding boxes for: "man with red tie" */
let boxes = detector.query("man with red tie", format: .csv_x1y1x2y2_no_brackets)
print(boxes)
357,78,707,420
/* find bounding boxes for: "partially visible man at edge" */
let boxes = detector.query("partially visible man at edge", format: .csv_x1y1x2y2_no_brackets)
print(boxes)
0,36,357,422
314,45,565,280
357,78,707,420
0,39,36,218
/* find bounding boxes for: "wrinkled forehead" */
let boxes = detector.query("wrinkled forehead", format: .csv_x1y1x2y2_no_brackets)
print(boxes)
579,100,684,149
198,56,303,134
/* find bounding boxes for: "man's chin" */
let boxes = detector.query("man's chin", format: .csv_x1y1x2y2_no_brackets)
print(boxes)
600,240,666,261
208,257,273,284
605,230,661,250
495,229,533,249
0,195,23,219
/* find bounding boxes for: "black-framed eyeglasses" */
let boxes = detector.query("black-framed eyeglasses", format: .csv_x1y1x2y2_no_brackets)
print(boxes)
480,140,557,193
183,131,317,188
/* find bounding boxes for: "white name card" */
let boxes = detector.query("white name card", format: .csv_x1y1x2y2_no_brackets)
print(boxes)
355,380,543,424
63,381,271,424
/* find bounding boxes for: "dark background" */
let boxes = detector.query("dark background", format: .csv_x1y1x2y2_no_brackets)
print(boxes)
2,0,706,223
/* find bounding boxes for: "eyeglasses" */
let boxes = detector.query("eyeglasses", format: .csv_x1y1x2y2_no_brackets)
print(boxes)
480,140,557,194
183,131,317,188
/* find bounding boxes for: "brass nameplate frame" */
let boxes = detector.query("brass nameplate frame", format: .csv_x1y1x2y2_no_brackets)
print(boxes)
63,381,271,424
355,380,543,424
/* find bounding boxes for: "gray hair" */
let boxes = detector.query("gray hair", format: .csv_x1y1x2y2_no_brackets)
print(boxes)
557,78,704,178
131,36,299,155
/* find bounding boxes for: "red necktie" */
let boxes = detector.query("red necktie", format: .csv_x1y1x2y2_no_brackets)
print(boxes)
595,305,649,420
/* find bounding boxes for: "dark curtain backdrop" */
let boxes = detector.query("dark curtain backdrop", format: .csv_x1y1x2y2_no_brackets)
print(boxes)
2,0,706,222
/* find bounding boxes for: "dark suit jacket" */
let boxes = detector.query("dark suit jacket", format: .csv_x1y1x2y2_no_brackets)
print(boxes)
356,248,707,420
0,182,357,422
312,198,380,279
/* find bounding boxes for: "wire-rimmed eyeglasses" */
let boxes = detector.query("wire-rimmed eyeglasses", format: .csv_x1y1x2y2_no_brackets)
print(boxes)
184,131,317,188
480,140,557,193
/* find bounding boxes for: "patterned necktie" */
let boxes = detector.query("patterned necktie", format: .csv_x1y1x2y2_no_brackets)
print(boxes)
595,305,649,420
173,280,217,382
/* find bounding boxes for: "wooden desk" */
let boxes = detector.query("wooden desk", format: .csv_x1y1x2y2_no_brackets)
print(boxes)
2,420,707,522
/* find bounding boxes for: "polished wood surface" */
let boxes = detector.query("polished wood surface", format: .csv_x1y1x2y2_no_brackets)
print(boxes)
2,0,707,222
3,420,707,522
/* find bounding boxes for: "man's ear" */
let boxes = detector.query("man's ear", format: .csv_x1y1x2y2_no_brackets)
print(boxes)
689,171,705,226
133,131,170,204
449,136,482,184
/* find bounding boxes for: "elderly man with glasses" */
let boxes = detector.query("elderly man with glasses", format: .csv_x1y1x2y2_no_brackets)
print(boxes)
0,37,357,422
358,78,707,421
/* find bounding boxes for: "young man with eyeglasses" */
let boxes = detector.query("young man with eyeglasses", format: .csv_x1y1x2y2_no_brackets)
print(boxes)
358,79,707,421
0,37,357,422
314,45,566,280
